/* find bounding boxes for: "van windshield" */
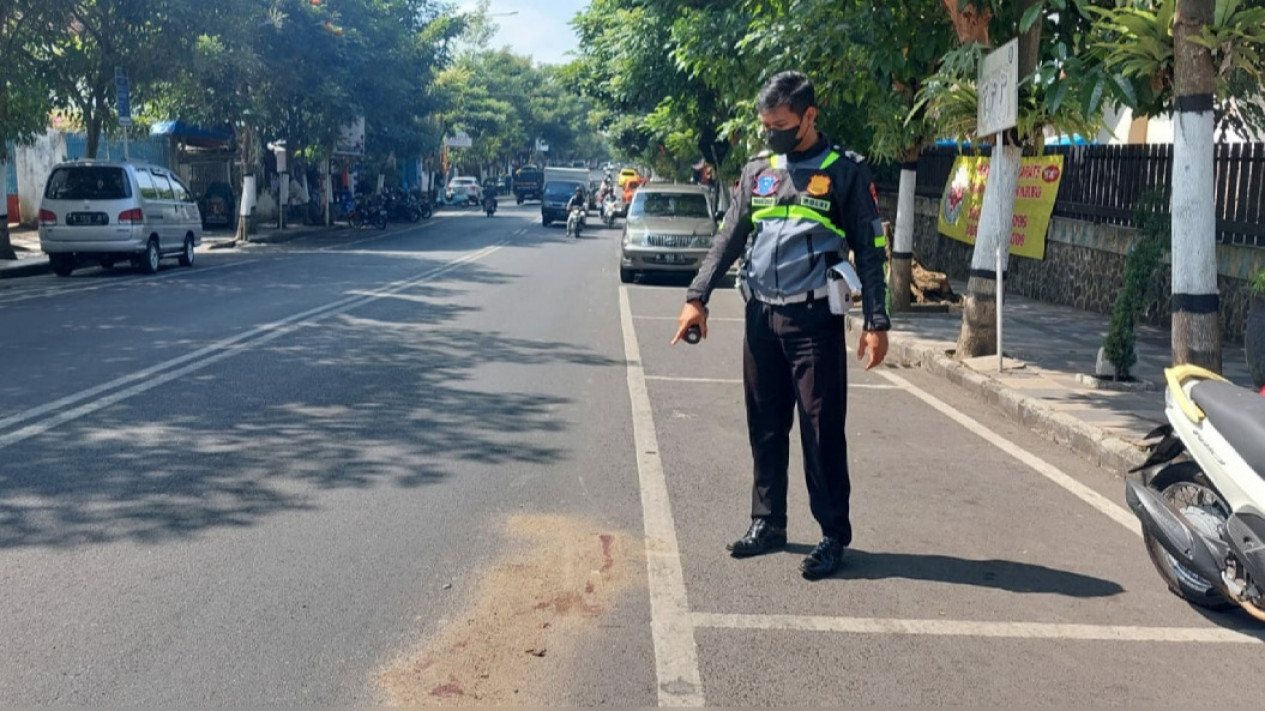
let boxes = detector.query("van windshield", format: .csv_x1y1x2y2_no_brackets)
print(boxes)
44,167,131,200
629,192,709,219
544,182,582,200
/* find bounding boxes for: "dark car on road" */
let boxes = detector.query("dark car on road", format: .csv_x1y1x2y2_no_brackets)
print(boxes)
541,181,586,226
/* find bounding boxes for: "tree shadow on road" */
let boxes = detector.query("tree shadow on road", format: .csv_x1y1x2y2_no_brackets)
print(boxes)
0,259,623,549
786,548,1125,598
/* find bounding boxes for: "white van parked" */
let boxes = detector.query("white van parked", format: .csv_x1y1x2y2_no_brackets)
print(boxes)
38,160,203,277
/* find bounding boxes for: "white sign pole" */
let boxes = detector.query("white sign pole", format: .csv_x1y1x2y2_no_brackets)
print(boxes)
978,39,1019,373
996,131,1005,373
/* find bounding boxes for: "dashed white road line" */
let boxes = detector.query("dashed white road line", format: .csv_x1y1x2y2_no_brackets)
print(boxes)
693,612,1261,644
874,368,1143,537
618,286,705,707
0,243,505,450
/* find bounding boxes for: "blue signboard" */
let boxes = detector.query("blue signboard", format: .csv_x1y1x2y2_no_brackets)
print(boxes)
115,67,131,126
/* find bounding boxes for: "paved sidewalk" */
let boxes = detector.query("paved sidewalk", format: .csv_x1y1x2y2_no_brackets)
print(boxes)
845,285,1254,474
0,221,341,278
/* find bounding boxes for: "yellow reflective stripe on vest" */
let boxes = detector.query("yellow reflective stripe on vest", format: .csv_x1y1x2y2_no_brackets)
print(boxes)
751,205,847,241
819,151,840,170
769,155,783,169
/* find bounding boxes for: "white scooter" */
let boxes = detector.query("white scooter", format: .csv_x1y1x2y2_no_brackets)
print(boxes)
1126,365,1265,618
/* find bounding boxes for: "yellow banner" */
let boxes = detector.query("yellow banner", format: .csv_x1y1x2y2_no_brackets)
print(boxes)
937,154,1064,260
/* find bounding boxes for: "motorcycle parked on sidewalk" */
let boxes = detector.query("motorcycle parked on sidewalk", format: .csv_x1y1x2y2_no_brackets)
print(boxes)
566,206,585,238
348,194,388,230
383,190,422,223
1125,364,1265,618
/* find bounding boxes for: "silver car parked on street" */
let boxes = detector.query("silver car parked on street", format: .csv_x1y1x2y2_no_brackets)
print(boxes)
39,160,203,276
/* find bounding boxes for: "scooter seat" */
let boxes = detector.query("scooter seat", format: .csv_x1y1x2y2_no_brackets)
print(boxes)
1191,380,1265,476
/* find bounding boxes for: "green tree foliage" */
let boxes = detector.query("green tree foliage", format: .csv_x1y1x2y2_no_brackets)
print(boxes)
21,0,197,157
571,0,748,180
436,50,607,174
915,0,1131,149
1089,0,1265,139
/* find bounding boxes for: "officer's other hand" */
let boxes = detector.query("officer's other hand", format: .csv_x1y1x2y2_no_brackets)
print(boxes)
671,300,708,345
857,330,888,370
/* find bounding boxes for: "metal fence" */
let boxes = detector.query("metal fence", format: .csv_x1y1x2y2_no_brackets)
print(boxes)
875,143,1265,248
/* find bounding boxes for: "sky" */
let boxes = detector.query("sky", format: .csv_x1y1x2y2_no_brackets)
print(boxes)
456,0,587,65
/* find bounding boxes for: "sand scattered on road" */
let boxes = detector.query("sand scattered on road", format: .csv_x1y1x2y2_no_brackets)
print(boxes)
377,514,637,705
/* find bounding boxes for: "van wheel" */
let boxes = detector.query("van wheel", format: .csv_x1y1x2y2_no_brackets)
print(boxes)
140,238,161,274
50,254,75,277
179,235,196,267
542,217,552,226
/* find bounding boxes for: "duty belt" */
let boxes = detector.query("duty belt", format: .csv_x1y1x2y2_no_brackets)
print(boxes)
754,286,830,306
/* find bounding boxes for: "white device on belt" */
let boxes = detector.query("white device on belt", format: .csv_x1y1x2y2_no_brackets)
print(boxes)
826,262,862,315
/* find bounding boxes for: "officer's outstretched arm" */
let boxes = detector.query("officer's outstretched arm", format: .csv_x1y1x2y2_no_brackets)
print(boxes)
687,167,754,305
840,164,891,332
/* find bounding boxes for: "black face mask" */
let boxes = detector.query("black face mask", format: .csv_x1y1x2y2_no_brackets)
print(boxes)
764,123,802,155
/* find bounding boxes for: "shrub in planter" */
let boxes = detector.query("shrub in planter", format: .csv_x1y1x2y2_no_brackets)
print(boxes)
1102,192,1168,381
1247,269,1265,390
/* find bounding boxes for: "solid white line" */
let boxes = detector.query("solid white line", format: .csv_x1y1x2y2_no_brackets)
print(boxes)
0,244,504,449
874,369,1143,537
619,286,705,707
644,376,899,390
0,259,251,306
692,612,1261,644
633,315,745,323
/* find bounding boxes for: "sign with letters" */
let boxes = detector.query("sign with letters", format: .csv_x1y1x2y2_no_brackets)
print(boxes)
938,153,1064,260
978,39,1018,137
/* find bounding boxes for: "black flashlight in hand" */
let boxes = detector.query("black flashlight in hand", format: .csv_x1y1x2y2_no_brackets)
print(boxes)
684,306,709,345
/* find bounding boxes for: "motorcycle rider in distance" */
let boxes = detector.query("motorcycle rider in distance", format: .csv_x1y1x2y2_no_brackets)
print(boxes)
566,186,586,220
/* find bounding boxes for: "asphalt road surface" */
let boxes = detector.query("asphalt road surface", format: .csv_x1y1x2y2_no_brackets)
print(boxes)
2,204,1264,706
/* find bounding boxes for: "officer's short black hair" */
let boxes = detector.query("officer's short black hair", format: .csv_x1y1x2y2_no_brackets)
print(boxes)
757,71,815,116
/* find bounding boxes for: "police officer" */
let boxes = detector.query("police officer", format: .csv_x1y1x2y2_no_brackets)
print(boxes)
672,71,890,580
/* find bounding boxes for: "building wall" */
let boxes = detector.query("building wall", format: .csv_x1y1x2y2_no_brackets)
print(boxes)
880,194,1263,344
14,130,68,224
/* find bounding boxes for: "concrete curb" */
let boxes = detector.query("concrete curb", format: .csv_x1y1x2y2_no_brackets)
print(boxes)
844,314,1146,474
0,257,49,279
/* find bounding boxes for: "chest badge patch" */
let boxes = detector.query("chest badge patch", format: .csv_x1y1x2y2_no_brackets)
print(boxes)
807,174,831,196
754,173,779,196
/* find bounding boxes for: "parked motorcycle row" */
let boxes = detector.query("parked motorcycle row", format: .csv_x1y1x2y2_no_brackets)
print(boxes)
333,189,433,230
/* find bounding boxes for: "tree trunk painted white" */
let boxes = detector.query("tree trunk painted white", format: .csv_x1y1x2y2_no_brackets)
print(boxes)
237,174,256,243
890,165,918,312
1171,0,1221,371
957,142,1021,357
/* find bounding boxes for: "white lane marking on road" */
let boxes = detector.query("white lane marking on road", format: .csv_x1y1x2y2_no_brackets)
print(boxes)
875,369,1143,537
618,286,705,707
692,612,1262,644
0,244,504,449
317,216,451,252
644,376,899,390
0,259,251,306
633,316,746,323
647,376,742,385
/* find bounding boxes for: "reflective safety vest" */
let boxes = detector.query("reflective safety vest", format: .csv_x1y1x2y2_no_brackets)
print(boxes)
742,147,852,302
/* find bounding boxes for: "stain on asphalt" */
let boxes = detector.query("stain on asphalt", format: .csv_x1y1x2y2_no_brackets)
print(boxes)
377,514,637,705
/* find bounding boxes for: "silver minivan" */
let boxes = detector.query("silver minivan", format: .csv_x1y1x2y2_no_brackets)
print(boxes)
39,160,203,276
618,183,716,283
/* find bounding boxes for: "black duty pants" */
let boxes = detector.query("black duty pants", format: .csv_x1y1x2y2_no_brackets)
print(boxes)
743,296,852,544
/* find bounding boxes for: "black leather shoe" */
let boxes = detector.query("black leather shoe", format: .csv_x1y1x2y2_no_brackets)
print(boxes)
726,520,787,558
800,536,846,580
